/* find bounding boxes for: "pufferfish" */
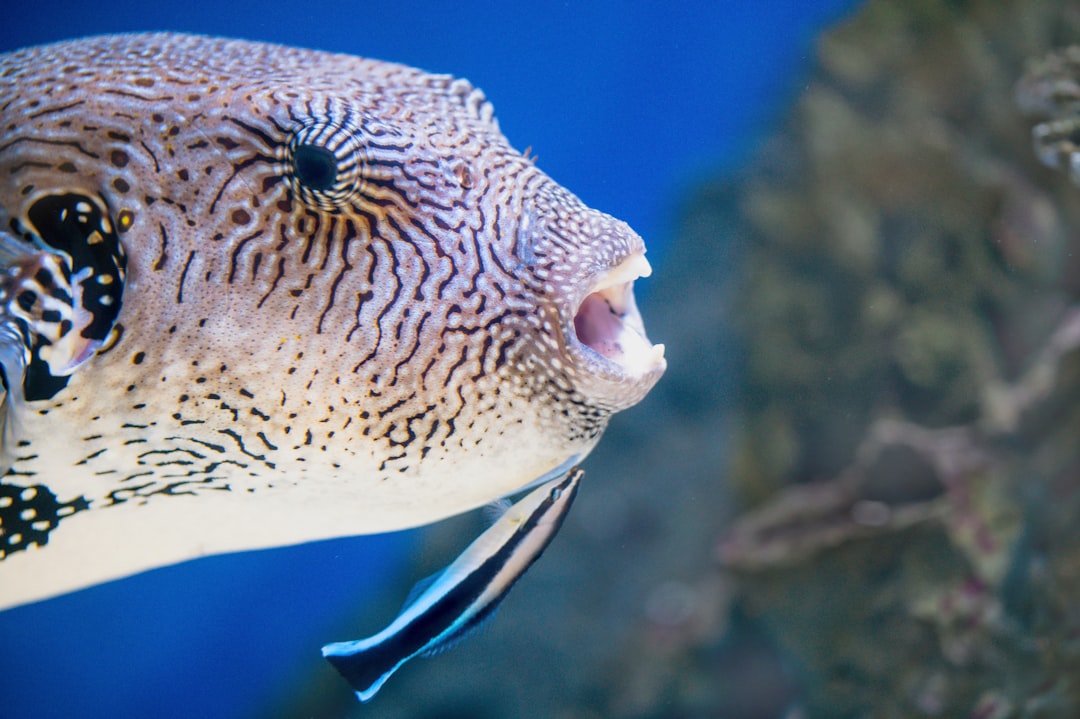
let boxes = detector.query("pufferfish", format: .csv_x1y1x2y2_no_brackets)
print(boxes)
0,31,665,627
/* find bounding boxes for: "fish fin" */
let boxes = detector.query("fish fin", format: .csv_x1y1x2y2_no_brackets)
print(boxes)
419,601,500,658
0,227,43,264
0,196,127,383
320,566,468,702
321,638,402,703
482,498,513,525
400,570,441,611
0,320,28,474
320,590,503,703
511,454,583,495
321,566,457,702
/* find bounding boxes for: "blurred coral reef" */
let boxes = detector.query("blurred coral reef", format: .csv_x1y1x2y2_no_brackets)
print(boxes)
292,1,1080,717
705,0,1080,716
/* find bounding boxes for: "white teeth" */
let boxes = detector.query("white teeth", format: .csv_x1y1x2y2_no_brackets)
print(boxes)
593,253,652,293
571,251,665,377
608,325,664,375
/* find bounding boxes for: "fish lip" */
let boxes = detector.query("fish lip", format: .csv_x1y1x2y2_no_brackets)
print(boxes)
566,250,667,387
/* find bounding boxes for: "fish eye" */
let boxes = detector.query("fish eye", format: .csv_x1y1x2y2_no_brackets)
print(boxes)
292,144,339,192
285,117,366,210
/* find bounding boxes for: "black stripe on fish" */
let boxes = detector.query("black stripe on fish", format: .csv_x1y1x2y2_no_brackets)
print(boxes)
322,466,583,702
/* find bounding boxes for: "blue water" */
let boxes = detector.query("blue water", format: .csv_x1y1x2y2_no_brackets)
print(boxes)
0,532,411,718
0,3,859,717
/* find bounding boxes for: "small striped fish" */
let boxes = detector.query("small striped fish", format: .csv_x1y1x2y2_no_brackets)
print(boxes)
323,467,582,701
0,34,664,610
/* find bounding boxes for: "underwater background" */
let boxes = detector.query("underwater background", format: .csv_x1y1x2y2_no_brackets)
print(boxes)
6,1,1080,718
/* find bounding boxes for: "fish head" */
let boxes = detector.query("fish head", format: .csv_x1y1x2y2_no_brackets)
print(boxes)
255,77,668,436
116,49,667,461
0,34,666,606
500,178,667,415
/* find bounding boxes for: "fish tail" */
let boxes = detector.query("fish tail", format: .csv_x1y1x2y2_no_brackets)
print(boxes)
321,637,405,703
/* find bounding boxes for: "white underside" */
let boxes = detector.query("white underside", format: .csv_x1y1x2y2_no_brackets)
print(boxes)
0,445,583,611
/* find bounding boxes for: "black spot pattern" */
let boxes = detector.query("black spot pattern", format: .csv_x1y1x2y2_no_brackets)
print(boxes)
0,482,89,557
2,193,127,400
26,193,126,343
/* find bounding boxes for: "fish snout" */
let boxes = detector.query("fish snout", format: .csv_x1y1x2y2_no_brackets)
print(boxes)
568,246,666,408
517,198,666,411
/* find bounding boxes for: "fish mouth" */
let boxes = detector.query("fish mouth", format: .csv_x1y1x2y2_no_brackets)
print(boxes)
570,252,666,382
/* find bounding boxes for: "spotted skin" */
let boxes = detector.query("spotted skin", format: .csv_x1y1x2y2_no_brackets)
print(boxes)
0,33,665,608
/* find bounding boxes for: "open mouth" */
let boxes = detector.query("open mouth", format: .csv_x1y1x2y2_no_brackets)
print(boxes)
572,253,666,377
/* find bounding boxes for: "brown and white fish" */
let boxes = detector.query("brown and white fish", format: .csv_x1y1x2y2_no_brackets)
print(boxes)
0,34,665,610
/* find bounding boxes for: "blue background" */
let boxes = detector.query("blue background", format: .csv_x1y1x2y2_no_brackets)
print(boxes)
0,3,858,717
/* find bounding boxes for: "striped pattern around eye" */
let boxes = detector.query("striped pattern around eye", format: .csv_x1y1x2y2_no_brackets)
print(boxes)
285,116,368,210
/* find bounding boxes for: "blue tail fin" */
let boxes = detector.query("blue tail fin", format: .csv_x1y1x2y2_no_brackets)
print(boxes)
321,639,403,703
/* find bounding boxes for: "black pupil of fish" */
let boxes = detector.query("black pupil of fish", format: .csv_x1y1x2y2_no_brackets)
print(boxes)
293,144,339,192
